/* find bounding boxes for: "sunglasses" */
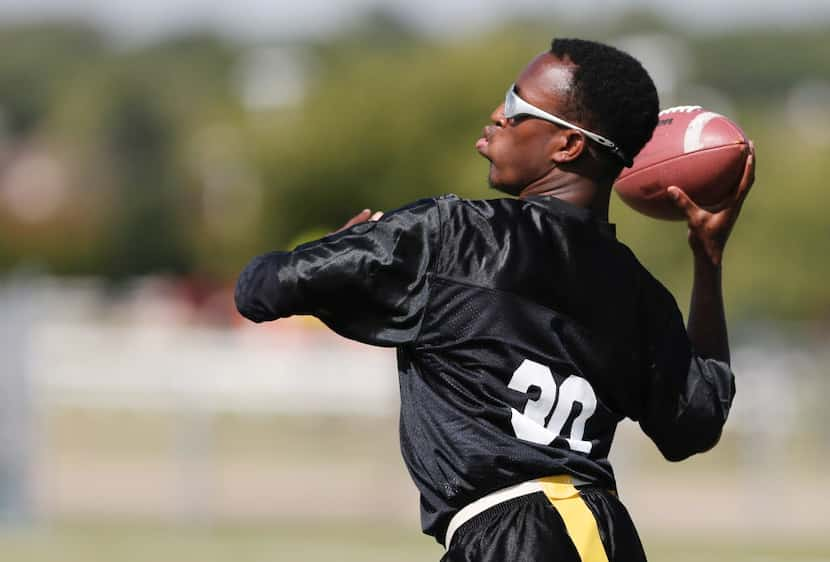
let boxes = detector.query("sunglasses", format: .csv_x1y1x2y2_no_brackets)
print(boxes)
503,83,631,167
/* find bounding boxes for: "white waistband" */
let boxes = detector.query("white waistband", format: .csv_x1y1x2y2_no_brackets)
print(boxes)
443,480,545,550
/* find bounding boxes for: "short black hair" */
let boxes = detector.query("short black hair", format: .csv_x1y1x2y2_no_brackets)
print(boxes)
550,38,658,169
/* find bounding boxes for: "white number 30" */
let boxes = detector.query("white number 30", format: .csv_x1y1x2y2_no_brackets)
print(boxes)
508,359,597,453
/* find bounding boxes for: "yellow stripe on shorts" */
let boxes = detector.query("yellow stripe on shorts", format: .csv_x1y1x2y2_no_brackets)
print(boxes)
539,475,609,562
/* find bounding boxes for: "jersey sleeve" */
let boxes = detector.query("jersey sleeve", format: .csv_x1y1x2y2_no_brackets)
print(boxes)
234,199,440,347
632,273,736,462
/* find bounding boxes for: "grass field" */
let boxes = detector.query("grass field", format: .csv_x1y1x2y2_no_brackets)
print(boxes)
1,519,830,562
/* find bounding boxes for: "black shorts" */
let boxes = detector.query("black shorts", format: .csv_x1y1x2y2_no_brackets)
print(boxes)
441,477,646,562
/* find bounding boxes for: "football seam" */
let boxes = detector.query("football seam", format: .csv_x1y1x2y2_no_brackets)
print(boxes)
615,143,748,185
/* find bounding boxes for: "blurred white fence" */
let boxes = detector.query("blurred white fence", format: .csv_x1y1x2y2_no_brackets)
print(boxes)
17,278,828,433
34,322,398,416
23,277,399,415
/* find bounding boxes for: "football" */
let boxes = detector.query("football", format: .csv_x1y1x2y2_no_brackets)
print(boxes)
613,105,749,221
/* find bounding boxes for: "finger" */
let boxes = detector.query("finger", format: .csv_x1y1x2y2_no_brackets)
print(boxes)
370,211,384,221
335,209,372,233
345,209,372,227
666,186,702,216
732,140,756,207
740,141,755,191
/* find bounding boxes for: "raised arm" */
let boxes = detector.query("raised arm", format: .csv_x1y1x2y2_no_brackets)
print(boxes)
667,141,756,364
635,143,755,461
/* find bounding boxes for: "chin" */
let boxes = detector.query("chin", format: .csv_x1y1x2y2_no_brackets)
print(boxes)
487,173,521,196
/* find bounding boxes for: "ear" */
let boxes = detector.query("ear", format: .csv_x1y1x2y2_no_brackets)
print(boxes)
550,130,587,164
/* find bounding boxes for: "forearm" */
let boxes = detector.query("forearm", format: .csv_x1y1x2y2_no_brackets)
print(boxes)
669,142,754,365
687,254,729,364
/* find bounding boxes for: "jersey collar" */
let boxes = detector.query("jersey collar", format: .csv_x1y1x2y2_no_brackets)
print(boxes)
523,195,617,238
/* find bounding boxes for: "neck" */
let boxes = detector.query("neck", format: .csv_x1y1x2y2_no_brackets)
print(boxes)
517,170,611,221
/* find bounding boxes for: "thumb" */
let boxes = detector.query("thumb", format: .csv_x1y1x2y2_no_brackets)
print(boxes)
666,186,700,215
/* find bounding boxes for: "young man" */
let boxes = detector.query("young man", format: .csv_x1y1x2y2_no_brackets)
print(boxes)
235,38,755,561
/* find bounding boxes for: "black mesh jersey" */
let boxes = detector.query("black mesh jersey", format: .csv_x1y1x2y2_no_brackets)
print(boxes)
235,194,736,543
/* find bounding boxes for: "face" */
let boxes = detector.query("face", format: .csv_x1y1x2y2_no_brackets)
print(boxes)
476,53,578,195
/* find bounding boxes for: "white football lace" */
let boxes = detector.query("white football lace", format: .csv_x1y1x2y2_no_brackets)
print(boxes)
659,105,703,115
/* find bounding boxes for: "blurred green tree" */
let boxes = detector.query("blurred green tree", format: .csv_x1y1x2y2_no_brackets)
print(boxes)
100,89,191,279
0,16,827,323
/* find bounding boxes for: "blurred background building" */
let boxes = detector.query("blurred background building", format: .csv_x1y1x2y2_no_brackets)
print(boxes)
0,1,829,560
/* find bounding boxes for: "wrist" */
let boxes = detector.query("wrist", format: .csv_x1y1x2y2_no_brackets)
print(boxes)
693,251,722,286
690,237,726,268
694,249,720,266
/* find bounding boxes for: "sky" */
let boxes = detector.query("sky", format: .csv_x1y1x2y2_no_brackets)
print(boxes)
0,0,829,42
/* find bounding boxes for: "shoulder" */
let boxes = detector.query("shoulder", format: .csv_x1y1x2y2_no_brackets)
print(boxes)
386,196,444,216
433,194,526,219
432,196,531,243
368,197,443,232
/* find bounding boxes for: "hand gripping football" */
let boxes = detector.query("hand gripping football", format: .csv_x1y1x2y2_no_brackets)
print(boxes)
613,105,750,221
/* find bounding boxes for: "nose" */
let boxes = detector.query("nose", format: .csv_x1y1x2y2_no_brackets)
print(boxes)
490,102,508,127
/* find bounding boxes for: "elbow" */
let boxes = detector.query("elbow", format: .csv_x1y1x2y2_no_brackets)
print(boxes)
659,447,691,463
234,284,263,323
234,276,263,322
653,421,725,462
651,358,735,462
234,255,279,323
